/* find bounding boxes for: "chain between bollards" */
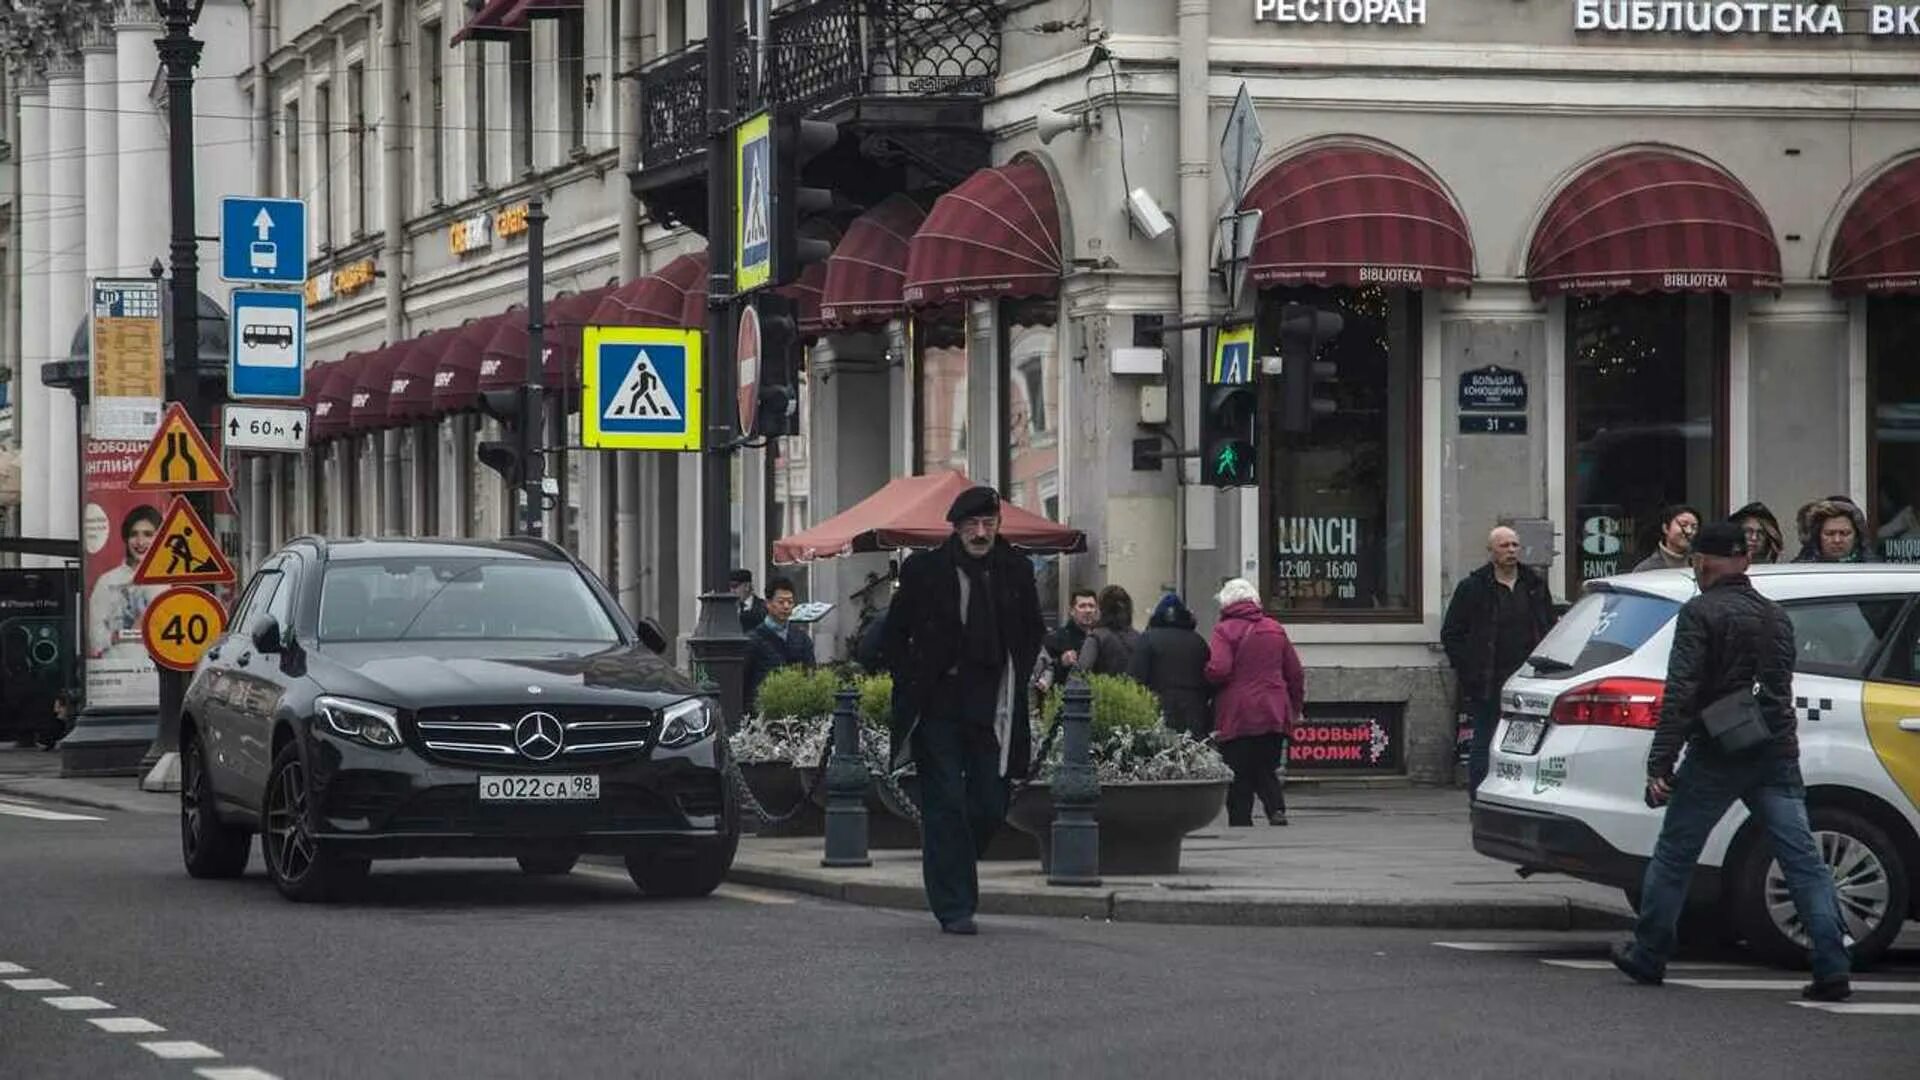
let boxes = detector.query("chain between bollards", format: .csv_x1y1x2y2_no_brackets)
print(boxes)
1048,676,1101,887
820,688,871,868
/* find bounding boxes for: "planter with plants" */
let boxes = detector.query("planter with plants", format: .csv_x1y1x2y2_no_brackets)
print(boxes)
1004,674,1231,875
787,672,923,849
727,667,838,837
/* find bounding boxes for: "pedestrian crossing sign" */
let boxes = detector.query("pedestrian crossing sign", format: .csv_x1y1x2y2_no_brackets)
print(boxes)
1211,323,1255,385
133,496,236,587
734,111,773,293
582,326,703,451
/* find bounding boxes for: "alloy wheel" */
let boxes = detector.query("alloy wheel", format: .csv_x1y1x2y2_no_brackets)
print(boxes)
1765,828,1889,948
181,740,203,859
265,758,315,883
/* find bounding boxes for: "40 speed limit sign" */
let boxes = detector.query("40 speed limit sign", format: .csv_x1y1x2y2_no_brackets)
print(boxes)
142,586,228,672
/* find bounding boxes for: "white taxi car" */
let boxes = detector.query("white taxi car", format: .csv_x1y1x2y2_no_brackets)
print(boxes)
1472,564,1920,966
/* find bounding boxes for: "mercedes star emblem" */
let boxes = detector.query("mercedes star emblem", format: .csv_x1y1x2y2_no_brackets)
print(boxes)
513,711,564,761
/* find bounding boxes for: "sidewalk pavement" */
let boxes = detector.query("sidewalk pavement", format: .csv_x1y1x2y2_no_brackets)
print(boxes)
0,745,1633,931
731,784,1635,931
0,745,174,815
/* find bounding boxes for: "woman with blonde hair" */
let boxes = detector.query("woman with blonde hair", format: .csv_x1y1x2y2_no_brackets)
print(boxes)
1205,578,1306,826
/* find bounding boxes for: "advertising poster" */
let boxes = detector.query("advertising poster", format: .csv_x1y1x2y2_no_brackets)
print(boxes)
84,278,167,712
83,441,164,709
1288,703,1405,775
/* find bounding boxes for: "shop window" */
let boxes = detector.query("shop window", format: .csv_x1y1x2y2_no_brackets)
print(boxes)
999,300,1062,610
1568,293,1727,590
1869,296,1920,562
772,375,809,541
913,313,969,475
1258,286,1419,618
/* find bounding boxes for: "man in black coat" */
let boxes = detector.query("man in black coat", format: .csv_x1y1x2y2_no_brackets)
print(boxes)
1611,523,1852,1001
882,485,1045,935
1129,593,1213,737
1441,525,1556,797
731,568,768,633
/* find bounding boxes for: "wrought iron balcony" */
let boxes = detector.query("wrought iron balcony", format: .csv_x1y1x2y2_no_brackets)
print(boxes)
636,0,1003,173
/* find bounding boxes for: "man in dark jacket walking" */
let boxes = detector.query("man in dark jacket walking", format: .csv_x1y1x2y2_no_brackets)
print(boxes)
1129,593,1213,736
1441,525,1556,797
883,486,1045,935
1611,523,1852,1000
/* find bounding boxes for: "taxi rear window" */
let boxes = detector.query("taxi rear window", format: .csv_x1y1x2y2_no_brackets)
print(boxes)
1523,588,1680,680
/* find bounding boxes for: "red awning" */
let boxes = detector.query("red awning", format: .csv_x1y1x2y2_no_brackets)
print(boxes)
593,252,708,328
548,286,613,376
903,160,1062,307
1829,158,1920,295
433,315,512,412
821,194,927,327
480,302,589,411
349,346,403,431
1527,149,1781,297
504,0,583,20
776,261,828,336
450,0,527,44
1241,145,1474,291
309,354,366,442
387,329,452,423
771,470,1086,564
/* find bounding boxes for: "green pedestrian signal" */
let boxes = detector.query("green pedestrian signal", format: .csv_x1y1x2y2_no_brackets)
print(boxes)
1201,381,1258,488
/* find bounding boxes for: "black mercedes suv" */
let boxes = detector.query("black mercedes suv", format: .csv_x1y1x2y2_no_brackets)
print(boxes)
179,536,737,902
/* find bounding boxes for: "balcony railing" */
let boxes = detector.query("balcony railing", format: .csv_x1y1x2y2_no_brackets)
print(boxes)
637,0,1002,171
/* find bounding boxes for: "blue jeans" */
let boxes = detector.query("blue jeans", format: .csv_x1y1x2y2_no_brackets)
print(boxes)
1626,752,1851,981
1466,698,1500,798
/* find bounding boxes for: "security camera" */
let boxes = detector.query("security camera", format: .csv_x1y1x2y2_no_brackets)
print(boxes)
1036,107,1100,145
1126,188,1173,240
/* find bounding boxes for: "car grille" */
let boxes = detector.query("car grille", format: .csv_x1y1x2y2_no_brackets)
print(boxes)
410,705,657,768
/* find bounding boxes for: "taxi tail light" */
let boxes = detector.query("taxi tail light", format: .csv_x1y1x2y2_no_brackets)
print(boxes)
1550,677,1665,730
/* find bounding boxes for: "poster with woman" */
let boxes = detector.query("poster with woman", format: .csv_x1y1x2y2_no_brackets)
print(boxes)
83,440,163,711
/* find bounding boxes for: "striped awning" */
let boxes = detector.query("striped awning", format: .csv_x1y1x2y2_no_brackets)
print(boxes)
349,346,404,431
1241,144,1474,291
820,194,927,327
903,160,1062,306
308,354,365,442
450,0,527,44
592,251,708,328
433,314,515,412
1527,149,1780,297
1829,157,1920,295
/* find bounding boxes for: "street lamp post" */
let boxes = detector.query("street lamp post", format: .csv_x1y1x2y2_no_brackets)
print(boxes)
140,0,207,790
521,194,547,538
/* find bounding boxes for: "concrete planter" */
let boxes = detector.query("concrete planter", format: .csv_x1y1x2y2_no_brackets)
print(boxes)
795,760,921,849
1005,779,1228,876
736,761,825,837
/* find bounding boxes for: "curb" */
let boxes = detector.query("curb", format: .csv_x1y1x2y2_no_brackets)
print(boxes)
0,777,174,815
725,862,1633,931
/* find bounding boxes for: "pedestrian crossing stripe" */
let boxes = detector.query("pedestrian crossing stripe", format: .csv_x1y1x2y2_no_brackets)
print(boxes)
133,497,236,587
129,402,232,493
581,326,703,451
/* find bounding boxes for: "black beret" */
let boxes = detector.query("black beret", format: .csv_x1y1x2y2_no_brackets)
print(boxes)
1693,522,1748,558
947,485,1002,523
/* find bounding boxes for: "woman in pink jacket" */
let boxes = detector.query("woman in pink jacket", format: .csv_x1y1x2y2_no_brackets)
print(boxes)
1205,578,1307,826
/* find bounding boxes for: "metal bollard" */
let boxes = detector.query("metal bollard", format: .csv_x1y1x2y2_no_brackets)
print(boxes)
1048,676,1101,886
821,688,872,868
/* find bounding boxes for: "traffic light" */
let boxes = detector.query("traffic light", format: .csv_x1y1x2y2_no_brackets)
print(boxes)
749,292,801,438
1201,380,1258,487
1277,303,1344,433
772,110,837,284
477,385,542,484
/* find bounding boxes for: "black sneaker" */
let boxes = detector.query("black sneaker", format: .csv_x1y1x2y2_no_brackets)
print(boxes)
1609,941,1663,986
940,916,978,936
1267,811,1288,826
1802,977,1852,1002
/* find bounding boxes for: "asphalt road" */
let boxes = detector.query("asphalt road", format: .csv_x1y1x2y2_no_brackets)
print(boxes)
1,795,1915,1080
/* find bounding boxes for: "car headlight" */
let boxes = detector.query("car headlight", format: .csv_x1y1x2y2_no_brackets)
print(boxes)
316,696,403,750
657,698,716,749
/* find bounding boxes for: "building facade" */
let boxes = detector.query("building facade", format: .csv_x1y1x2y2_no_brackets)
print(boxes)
9,0,1920,783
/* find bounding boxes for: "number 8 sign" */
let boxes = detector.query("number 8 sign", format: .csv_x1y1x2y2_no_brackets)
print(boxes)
142,586,229,672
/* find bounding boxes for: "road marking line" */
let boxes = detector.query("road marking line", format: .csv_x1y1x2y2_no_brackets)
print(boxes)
4,978,69,991
43,995,114,1011
1542,959,1750,972
1791,1001,1920,1016
0,799,104,822
90,1017,166,1034
1433,941,1607,953
196,1068,284,1080
0,962,26,974
139,1041,223,1061
1666,978,1920,992
713,883,798,905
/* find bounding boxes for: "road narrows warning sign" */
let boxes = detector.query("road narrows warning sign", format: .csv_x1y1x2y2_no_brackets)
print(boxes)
143,587,228,672
134,497,236,587
129,402,232,492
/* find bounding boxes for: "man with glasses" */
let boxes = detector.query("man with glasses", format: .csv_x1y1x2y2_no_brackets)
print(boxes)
1634,504,1701,571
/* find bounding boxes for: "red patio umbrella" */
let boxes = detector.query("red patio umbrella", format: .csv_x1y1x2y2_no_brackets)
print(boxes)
771,470,1085,564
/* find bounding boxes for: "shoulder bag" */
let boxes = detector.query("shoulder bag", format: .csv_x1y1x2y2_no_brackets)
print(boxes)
1699,680,1771,753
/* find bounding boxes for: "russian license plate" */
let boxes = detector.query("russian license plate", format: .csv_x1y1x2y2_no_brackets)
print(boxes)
1499,718,1547,756
478,775,600,802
